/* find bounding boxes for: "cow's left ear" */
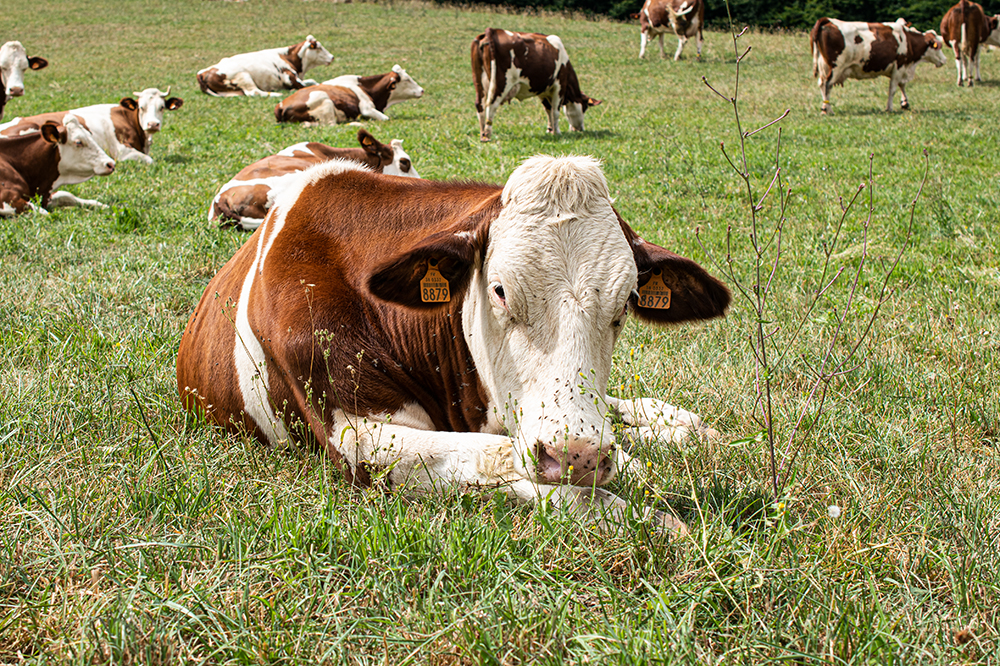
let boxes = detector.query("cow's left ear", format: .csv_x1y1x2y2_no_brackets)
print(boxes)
166,97,184,110
368,220,488,310
617,213,730,325
39,121,63,145
119,97,138,111
587,96,603,107
28,57,48,71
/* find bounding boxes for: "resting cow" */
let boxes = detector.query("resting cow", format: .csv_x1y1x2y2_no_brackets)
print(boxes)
637,0,705,60
177,155,730,532
810,18,947,114
471,29,601,142
275,65,424,124
197,35,333,97
940,0,1000,86
208,128,419,230
0,88,183,164
0,118,115,216
0,41,48,120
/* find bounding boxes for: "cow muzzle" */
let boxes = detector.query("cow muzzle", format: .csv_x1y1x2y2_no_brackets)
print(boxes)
534,437,614,486
7,86,24,97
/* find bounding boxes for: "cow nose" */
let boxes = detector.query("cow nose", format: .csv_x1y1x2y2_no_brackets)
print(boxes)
535,438,614,486
146,121,160,131
104,161,116,174
9,86,24,97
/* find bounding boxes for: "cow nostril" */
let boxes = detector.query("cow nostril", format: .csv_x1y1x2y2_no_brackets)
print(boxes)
535,444,564,482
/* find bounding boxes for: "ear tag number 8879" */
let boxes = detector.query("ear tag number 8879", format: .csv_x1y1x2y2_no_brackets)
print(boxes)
637,270,671,309
420,261,451,303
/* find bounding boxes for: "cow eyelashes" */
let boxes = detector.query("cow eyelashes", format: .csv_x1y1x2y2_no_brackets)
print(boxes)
489,281,507,308
613,302,628,328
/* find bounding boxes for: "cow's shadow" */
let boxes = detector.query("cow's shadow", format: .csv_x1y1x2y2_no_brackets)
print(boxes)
536,129,617,141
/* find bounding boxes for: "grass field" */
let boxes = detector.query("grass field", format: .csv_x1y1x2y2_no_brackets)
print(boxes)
2,0,999,663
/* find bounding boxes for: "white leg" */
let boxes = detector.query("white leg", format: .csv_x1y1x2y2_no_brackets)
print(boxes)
48,190,107,209
605,395,718,443
357,99,390,121
639,31,648,59
886,79,898,111
954,57,963,86
898,82,909,110
674,36,686,61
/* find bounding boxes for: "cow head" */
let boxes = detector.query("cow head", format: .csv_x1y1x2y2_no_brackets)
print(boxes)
565,95,603,132
129,87,184,133
301,35,334,73
42,116,116,186
386,65,425,108
1,41,48,97
356,129,420,178
921,30,948,67
368,156,729,488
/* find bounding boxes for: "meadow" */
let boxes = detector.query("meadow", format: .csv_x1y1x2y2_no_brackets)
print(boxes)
1,0,998,663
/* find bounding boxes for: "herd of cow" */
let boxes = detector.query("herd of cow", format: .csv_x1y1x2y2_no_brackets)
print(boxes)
0,2,991,532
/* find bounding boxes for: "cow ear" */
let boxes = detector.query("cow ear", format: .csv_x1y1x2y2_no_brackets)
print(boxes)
40,121,62,144
166,97,184,110
587,96,603,107
119,97,138,111
28,57,48,71
357,129,384,156
617,213,730,324
368,223,485,310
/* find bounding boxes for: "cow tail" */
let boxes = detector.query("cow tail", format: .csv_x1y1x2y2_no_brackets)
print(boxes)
810,18,830,78
961,0,969,55
485,28,500,105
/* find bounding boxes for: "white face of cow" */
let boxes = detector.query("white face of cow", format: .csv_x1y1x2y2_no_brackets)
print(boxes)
564,102,586,132
133,87,183,133
387,65,425,107
381,139,420,178
1,41,41,97
921,31,949,68
462,156,635,487
300,35,334,73
52,116,116,186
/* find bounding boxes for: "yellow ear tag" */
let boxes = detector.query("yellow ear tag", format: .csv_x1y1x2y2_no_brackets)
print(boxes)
637,271,671,309
420,261,450,303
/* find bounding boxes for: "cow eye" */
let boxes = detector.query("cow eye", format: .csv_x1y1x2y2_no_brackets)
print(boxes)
399,158,410,172
489,281,506,306
612,302,628,328
74,140,84,147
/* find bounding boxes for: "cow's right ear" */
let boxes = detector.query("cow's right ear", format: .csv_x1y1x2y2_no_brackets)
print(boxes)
119,97,138,111
166,97,184,110
39,121,63,144
367,223,487,310
29,57,48,71
357,128,391,160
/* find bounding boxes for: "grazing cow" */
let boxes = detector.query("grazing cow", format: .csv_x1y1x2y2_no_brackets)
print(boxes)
636,0,705,60
209,128,419,230
275,65,425,124
471,29,602,142
0,118,115,216
0,89,183,164
0,41,48,120
177,155,730,533
810,18,948,114
940,1,1000,85
197,36,334,97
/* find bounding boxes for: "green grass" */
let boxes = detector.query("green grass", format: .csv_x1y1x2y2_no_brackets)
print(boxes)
2,1,998,663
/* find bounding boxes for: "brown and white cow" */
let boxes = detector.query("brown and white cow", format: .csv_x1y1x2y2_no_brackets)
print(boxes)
0,41,48,120
637,0,704,60
940,0,1000,85
810,18,948,114
209,128,419,230
0,117,115,216
177,155,729,532
0,88,183,164
275,65,425,125
197,36,334,97
471,29,602,142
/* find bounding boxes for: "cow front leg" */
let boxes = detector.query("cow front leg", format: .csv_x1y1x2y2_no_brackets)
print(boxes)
605,396,718,444
639,31,649,59
230,72,282,98
896,81,909,111
541,97,560,134
47,190,107,210
673,35,687,61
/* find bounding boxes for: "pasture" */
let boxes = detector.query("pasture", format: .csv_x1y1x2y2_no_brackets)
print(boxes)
2,0,998,662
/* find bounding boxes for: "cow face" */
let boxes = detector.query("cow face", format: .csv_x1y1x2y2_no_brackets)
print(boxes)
383,139,419,178
43,117,116,186
387,65,425,108
564,95,602,132
131,88,184,133
921,31,948,67
1,41,47,97
301,35,334,73
369,156,729,488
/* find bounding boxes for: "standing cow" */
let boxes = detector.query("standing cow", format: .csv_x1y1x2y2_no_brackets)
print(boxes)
637,0,705,60
0,41,48,120
471,29,601,142
197,36,334,97
177,155,730,533
810,18,948,114
940,0,1000,86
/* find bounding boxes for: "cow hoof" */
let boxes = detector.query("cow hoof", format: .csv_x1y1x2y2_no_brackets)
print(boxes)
901,102,910,110
480,135,491,142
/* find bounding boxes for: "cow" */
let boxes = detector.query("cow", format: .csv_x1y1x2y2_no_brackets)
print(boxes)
940,1,1000,85
274,65,425,125
636,0,705,61
471,29,602,142
197,36,334,97
0,41,48,120
0,88,183,164
176,154,730,533
0,117,115,216
810,18,948,114
208,128,419,230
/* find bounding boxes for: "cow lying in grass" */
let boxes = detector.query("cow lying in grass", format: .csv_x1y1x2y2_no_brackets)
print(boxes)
275,65,424,124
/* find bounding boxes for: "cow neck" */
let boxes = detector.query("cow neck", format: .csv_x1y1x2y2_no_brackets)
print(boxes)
109,105,147,153
355,73,395,111
280,43,305,73
1,133,59,201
